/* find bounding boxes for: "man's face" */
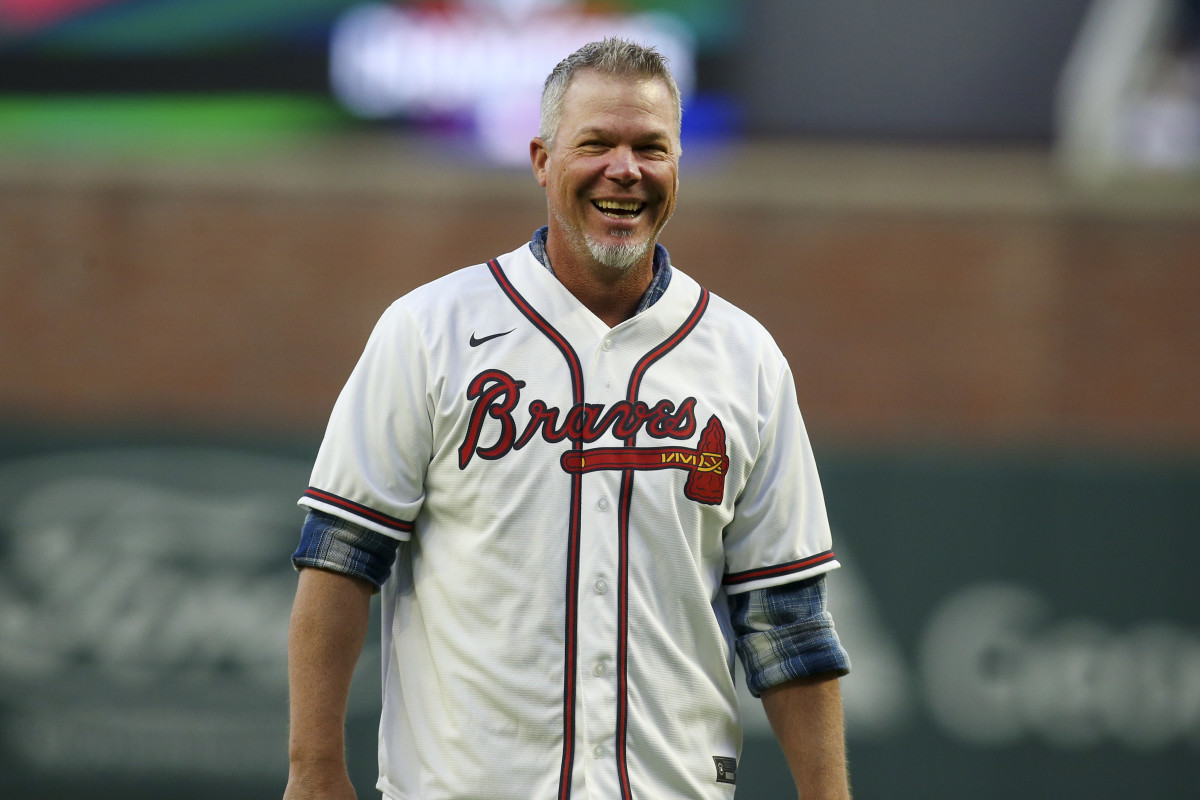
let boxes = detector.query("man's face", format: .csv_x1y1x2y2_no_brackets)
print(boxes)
532,70,680,273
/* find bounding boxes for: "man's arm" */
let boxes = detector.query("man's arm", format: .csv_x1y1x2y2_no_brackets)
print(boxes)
729,576,851,800
283,567,373,800
761,672,851,800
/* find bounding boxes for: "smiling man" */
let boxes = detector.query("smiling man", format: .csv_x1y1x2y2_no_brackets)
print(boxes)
285,39,852,800
532,61,680,326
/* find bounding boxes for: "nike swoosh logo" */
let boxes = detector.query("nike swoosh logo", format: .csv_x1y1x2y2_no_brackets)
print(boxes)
469,329,515,347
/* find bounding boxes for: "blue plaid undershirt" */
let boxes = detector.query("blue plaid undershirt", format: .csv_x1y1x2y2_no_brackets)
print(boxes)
292,231,850,694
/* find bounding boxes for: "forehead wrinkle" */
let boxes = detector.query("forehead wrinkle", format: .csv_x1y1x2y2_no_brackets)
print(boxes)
569,123,673,142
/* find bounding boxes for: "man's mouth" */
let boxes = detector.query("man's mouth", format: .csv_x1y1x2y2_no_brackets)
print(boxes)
593,199,645,219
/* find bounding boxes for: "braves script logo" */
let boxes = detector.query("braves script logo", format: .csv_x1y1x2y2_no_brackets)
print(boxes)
458,369,728,504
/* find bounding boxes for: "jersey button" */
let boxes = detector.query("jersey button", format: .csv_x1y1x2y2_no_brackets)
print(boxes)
602,339,613,351
593,745,604,759
594,578,608,595
597,497,609,511
593,663,606,676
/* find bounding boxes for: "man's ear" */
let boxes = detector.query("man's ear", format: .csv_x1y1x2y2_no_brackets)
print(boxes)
530,137,550,187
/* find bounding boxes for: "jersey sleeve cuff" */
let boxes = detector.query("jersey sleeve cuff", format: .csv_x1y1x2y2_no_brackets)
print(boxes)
298,487,414,541
722,550,840,595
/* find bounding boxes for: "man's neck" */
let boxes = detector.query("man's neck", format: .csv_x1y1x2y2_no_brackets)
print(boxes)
544,235,655,329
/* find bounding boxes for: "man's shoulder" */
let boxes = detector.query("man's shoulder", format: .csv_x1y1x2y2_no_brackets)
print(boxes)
672,268,781,353
399,262,493,308
394,242,532,315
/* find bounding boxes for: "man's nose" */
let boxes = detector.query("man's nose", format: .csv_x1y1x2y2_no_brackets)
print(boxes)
603,146,641,184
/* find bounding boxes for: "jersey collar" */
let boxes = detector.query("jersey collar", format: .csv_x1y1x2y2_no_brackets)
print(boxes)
528,226,673,315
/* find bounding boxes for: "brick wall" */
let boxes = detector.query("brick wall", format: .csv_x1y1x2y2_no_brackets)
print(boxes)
2,139,1197,451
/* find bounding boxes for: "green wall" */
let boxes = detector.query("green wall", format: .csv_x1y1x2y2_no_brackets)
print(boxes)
0,437,1195,799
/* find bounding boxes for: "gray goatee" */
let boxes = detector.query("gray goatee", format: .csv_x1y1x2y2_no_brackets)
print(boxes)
585,233,651,272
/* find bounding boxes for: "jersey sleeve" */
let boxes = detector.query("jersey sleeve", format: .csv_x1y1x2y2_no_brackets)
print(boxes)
298,300,432,540
721,358,839,594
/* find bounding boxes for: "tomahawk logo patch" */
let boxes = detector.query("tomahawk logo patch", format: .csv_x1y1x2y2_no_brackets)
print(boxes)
458,369,728,504
560,415,728,504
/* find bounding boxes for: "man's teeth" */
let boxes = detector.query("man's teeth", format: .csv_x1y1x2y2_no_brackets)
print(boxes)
594,200,642,215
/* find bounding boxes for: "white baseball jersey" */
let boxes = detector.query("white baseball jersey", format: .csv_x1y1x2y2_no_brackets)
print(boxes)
299,242,839,800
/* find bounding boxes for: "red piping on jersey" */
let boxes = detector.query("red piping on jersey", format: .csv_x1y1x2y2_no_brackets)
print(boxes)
615,287,710,800
301,487,414,533
723,550,838,586
487,259,585,800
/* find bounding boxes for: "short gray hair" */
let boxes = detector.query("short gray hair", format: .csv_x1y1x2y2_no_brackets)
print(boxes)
538,38,682,150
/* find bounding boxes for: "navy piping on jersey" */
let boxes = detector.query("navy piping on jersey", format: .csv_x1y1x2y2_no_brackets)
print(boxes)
486,258,585,800
614,286,710,800
301,487,414,534
723,550,839,587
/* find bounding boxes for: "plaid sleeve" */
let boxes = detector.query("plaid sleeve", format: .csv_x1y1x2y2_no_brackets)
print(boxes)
291,509,402,589
729,573,851,697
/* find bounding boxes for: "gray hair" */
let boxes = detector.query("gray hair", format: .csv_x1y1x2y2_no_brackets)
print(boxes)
538,38,682,150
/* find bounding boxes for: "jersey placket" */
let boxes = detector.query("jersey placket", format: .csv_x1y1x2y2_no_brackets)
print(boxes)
574,333,626,798
488,255,711,799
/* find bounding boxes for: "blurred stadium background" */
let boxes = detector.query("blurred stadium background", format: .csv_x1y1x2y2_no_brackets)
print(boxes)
2,1,1198,798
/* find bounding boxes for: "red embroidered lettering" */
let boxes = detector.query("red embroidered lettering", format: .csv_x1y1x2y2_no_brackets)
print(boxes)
459,370,525,468
459,370,703,471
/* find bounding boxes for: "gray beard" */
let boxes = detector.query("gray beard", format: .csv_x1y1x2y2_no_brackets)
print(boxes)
585,233,651,272
554,209,653,273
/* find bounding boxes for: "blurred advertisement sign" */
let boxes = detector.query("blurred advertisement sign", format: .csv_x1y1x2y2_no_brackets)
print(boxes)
920,582,1200,751
0,0,724,156
766,542,1200,754
329,0,696,163
0,447,380,798
809,455,1200,800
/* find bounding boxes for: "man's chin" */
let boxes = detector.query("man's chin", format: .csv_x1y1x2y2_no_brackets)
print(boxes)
586,238,651,272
